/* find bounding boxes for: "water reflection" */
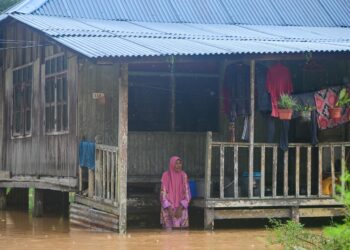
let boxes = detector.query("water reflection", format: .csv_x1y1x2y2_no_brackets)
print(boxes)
0,210,275,250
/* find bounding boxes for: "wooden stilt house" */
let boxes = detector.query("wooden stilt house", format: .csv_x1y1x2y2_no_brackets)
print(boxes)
1,0,350,233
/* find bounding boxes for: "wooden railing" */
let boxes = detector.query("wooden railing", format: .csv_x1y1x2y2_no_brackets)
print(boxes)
79,144,118,205
205,132,350,200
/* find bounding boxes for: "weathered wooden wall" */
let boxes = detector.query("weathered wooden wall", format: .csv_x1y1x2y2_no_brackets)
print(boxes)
1,22,78,177
128,132,207,179
78,61,119,146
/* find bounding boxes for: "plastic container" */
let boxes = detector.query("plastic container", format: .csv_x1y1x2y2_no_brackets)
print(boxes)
241,172,261,197
189,179,198,199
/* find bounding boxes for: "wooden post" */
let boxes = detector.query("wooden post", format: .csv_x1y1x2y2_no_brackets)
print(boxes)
33,189,43,217
260,146,265,198
204,208,215,230
234,145,239,198
170,57,176,132
204,132,213,230
330,146,335,196
272,146,278,198
341,146,345,199
318,146,323,197
0,188,6,210
283,150,289,197
219,145,225,199
291,206,300,223
79,166,83,192
88,169,94,198
295,146,300,198
307,146,312,197
117,63,128,234
248,60,255,198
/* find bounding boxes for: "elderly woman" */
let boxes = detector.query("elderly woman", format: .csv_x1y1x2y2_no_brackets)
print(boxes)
160,156,191,229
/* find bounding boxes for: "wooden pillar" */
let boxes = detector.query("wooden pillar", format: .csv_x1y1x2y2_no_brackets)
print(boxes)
117,63,128,234
291,206,300,223
88,169,94,198
204,208,215,230
0,188,6,210
204,131,213,230
248,60,255,198
170,57,176,131
33,189,43,217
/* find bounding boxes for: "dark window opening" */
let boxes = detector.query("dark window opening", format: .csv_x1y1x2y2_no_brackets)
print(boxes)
12,65,33,137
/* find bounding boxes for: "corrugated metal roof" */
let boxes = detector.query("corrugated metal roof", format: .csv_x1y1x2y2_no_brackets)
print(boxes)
55,36,350,58
24,0,350,27
4,0,47,14
318,0,350,27
11,14,350,42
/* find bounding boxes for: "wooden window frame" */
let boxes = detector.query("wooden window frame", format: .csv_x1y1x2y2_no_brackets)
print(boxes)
44,54,69,135
11,63,33,139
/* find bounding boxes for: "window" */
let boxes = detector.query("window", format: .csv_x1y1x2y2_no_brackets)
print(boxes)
45,54,68,133
12,65,33,137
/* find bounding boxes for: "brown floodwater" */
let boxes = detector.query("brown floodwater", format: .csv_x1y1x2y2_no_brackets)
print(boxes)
0,210,278,250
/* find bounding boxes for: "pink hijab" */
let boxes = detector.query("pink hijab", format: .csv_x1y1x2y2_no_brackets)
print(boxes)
162,156,185,208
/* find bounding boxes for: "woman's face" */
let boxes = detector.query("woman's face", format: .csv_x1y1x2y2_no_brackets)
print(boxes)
174,159,183,172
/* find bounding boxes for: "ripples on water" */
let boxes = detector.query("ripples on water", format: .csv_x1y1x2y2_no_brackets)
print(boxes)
0,210,276,250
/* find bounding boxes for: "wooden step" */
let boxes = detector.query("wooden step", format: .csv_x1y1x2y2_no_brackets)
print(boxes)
70,203,119,231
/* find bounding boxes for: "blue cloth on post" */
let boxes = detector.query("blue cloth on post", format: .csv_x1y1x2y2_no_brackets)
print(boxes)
79,141,95,169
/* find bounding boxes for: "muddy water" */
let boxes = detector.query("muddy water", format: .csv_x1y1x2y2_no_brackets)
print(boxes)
0,210,278,250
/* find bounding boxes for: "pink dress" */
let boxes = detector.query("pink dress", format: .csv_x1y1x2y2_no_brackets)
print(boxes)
160,171,191,229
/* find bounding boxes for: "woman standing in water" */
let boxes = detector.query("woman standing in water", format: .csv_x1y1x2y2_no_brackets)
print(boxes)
160,156,191,229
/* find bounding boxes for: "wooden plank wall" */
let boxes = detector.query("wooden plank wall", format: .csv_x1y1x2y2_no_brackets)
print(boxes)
2,22,78,177
77,60,119,146
128,132,207,178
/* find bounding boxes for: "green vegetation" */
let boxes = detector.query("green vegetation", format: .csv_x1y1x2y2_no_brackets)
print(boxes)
278,94,297,109
0,0,21,12
269,170,350,250
336,88,350,108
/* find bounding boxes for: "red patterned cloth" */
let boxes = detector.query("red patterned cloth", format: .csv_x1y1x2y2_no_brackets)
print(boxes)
314,87,350,130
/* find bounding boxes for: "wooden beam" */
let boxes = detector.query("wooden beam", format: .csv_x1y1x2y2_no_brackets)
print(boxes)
272,146,278,198
248,59,255,198
234,146,239,198
284,150,289,197
341,146,346,199
205,198,343,208
318,146,323,197
117,63,128,234
214,208,291,219
205,132,213,199
291,206,300,223
128,71,219,78
295,147,300,198
260,146,265,198
330,146,335,196
74,194,119,215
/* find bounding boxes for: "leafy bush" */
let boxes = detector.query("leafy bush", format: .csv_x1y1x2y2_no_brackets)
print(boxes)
335,88,350,107
278,94,297,109
269,169,350,250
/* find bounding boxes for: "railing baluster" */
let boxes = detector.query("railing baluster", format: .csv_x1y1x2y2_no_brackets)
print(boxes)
111,151,115,201
115,151,119,203
260,146,265,198
307,146,312,197
234,145,239,198
107,151,111,200
103,150,106,199
318,146,323,197
295,146,300,198
220,145,225,199
273,146,278,198
331,146,335,197
284,150,289,197
205,132,212,199
341,146,346,199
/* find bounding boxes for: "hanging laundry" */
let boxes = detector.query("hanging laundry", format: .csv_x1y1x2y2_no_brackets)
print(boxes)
314,87,350,130
227,63,250,122
79,140,96,169
292,92,318,145
266,63,294,117
256,64,271,113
